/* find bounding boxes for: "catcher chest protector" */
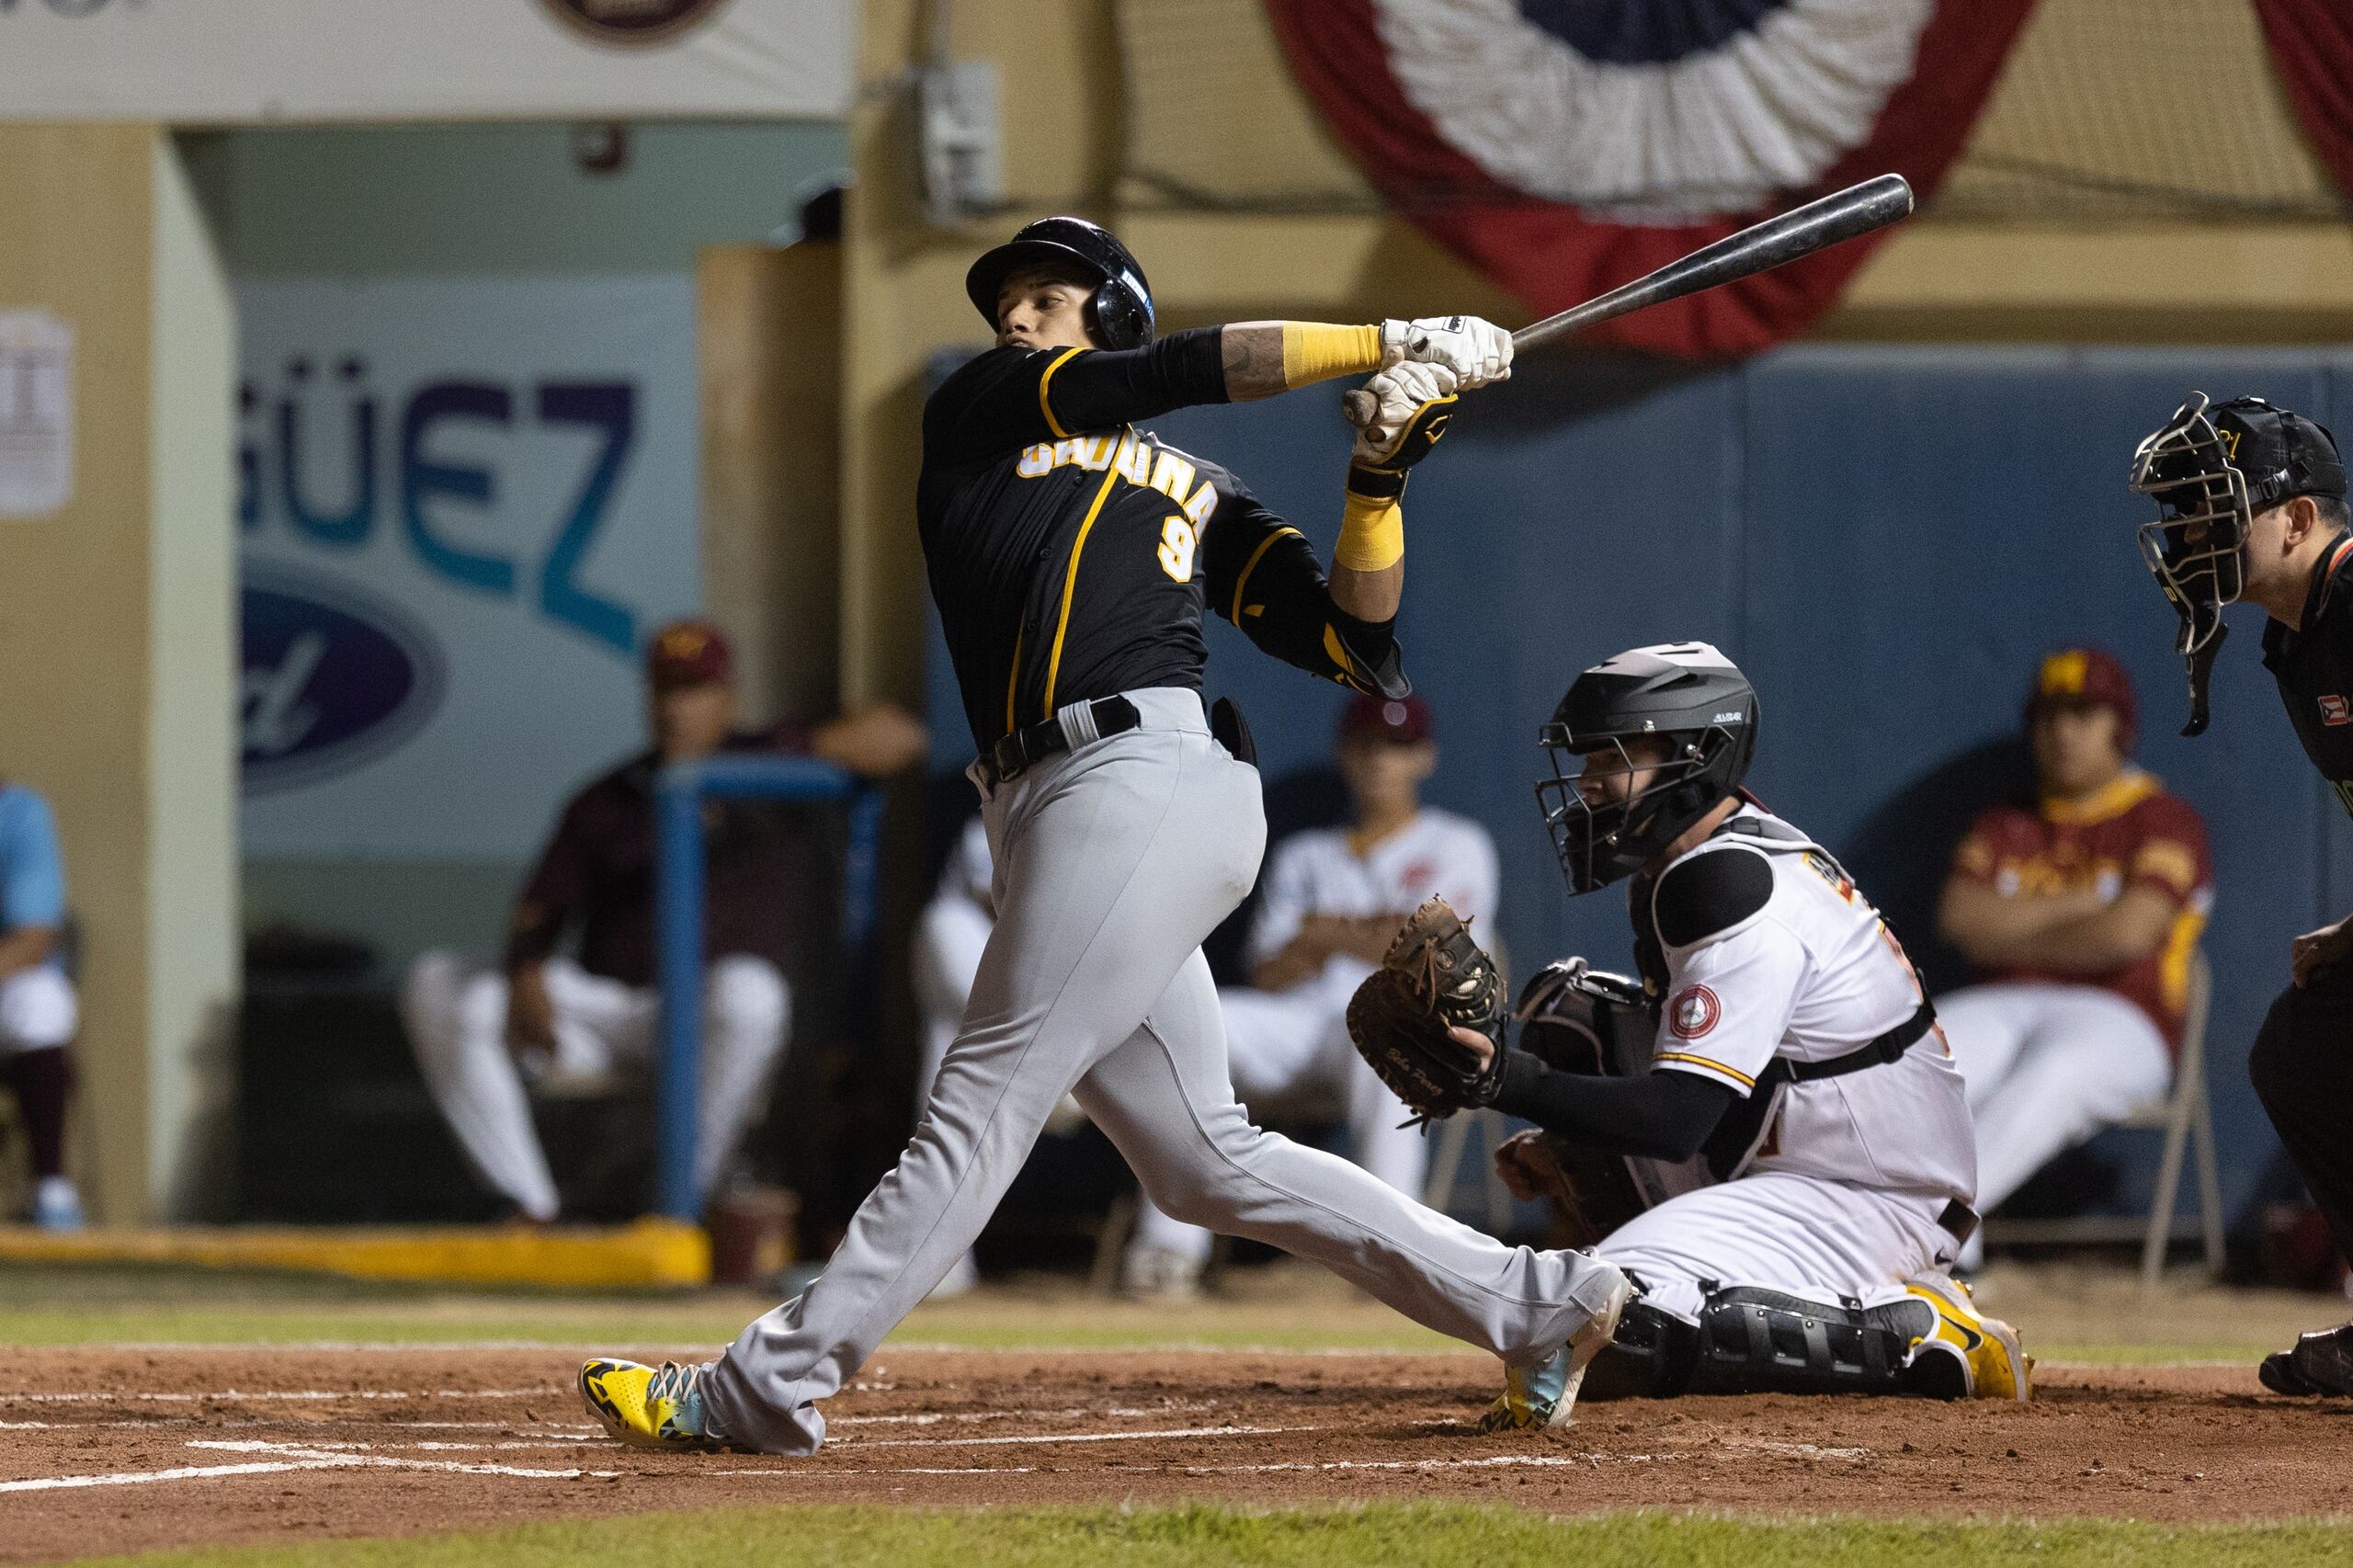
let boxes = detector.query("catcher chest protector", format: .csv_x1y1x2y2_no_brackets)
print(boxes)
1512,960,1711,1247
1628,814,1938,1183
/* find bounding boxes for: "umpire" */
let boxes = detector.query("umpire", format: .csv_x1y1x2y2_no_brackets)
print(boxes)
2131,392,2353,1395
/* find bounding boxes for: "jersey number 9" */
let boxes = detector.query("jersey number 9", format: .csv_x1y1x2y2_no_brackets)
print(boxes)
1157,516,1197,582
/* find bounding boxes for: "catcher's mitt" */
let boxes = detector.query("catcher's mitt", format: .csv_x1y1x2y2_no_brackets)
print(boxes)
1345,895,1506,1124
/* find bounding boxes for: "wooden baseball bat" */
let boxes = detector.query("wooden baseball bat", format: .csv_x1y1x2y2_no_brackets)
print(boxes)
1342,174,1915,437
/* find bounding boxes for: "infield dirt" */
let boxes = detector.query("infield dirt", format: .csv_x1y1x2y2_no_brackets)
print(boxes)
6,1346,2349,1564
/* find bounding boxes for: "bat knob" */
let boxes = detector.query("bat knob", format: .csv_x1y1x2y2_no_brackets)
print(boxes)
1341,388,1383,443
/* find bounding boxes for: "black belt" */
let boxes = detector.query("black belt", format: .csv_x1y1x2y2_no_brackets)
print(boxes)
978,696,1141,790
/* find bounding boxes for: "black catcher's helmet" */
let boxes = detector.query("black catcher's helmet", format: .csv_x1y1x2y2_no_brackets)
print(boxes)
964,216,1155,350
2128,392,2345,733
1536,642,1760,895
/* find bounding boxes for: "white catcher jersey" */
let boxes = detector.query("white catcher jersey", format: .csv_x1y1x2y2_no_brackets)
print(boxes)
1644,805,1976,1207
1248,809,1500,1002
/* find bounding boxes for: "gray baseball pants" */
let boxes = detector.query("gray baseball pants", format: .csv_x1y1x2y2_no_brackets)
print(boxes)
699,687,1622,1455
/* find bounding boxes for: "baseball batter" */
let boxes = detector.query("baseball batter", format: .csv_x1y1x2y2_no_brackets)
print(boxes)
1347,644,2029,1414
580,216,1629,1453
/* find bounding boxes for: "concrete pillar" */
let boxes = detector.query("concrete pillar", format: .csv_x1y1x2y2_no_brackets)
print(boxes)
0,125,238,1221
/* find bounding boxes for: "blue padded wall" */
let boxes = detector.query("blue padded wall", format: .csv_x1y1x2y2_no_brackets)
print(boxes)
923,344,2353,1224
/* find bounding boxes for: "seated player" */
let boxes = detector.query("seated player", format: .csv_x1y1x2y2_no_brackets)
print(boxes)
1349,644,2027,1426
1121,693,1498,1297
402,621,924,1221
1,774,81,1230
1934,649,2212,1266
913,696,1497,1301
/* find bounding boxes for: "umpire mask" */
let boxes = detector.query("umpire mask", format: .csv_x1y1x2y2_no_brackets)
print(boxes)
1536,643,1760,895
2129,392,2347,734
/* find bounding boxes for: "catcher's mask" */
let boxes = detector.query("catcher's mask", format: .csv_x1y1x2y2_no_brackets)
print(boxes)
1537,642,1759,895
2129,392,2345,734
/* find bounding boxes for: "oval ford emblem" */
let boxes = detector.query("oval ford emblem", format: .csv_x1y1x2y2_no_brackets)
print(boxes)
539,0,728,45
241,564,446,794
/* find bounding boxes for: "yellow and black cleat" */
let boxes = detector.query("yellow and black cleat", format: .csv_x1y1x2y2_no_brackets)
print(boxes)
579,1358,729,1450
1904,1275,2032,1402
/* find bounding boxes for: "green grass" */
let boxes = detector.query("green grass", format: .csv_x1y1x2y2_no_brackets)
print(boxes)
56,1504,2353,1568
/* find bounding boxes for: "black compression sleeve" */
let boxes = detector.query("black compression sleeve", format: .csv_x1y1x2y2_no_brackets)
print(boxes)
1043,327,1230,429
1493,1050,1737,1162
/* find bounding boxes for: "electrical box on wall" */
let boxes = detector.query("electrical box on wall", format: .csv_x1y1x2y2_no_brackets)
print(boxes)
918,60,1005,225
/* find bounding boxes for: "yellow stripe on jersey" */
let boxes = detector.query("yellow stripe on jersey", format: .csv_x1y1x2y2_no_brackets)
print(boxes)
1229,526,1302,625
1003,623,1025,739
1041,458,1125,718
1037,347,1086,440
1654,1051,1757,1088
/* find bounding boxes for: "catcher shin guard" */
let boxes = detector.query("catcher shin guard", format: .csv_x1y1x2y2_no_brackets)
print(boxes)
1589,1282,2026,1401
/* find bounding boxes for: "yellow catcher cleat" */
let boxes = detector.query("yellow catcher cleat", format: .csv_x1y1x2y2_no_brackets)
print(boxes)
1904,1274,2032,1402
579,1358,729,1449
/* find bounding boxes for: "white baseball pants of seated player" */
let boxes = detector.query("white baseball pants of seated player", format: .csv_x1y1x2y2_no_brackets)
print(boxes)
1596,1168,1961,1324
699,687,1624,1456
1934,980,2172,1269
1127,983,1428,1268
0,966,76,1054
401,951,789,1222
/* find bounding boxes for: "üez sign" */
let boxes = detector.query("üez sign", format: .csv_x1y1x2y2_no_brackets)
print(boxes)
239,358,642,653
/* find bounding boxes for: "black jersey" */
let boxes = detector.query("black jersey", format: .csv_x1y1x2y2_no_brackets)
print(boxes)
2262,535,2353,812
919,332,1405,754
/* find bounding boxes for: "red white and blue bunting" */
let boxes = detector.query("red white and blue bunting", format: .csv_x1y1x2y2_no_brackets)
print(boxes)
2254,0,2353,210
1267,0,2037,357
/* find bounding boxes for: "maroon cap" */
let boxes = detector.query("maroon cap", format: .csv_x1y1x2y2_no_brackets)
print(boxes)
646,619,734,690
2025,646,2137,750
1339,693,1433,744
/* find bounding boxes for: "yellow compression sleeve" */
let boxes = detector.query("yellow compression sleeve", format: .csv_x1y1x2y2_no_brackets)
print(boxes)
1334,491,1404,572
1282,323,1384,389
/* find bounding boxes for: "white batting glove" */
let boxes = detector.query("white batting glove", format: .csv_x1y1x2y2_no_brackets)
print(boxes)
1381,315,1512,389
1350,361,1458,467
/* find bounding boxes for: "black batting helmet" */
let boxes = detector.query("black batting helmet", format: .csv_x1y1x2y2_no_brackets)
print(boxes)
1536,642,1759,895
965,216,1155,351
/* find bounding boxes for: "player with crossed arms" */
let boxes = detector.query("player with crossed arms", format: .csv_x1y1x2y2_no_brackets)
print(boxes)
1349,644,2029,1421
577,217,1629,1452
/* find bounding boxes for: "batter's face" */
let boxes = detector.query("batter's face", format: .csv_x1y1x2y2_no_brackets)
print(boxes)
1338,736,1438,818
2030,701,2126,798
651,681,736,762
995,267,1098,352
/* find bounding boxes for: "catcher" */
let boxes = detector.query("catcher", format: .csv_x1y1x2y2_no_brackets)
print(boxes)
1349,642,2031,1423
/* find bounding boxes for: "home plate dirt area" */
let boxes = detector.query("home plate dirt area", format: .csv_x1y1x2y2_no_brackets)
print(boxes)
3,1347,2347,1562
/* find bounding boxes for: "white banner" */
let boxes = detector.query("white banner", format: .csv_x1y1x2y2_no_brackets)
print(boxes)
237,274,702,860
0,0,851,123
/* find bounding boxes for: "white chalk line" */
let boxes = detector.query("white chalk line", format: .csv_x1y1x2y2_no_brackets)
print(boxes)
256,1424,1309,1455
0,1458,354,1494
189,1439,619,1480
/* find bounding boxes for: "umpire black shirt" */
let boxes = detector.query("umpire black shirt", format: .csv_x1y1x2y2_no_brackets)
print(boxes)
2262,535,2353,813
919,331,1404,755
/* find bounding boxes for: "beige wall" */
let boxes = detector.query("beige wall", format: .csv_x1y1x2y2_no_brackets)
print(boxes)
0,124,237,1221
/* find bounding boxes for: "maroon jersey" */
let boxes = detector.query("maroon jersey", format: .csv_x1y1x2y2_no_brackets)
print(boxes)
502,727,813,987
1950,771,2213,1051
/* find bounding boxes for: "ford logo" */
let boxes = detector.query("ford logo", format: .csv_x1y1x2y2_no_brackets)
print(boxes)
241,564,446,793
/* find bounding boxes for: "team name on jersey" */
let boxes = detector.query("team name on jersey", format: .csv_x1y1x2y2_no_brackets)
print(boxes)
1015,431,1220,528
